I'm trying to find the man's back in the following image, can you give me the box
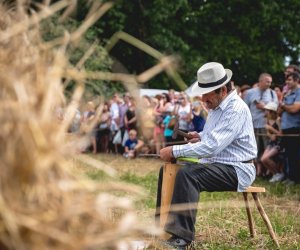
[200,91,256,164]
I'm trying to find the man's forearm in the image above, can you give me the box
[281,103,300,113]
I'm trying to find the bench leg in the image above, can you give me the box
[242,192,256,237]
[252,193,280,248]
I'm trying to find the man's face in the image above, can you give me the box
[259,76,272,90]
[180,96,187,106]
[202,89,224,110]
[285,76,298,90]
[113,94,119,103]
[124,95,130,103]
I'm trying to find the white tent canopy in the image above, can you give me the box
[184,82,201,97]
[139,88,169,97]
[139,86,201,98]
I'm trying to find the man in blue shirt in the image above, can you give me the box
[243,73,278,176]
[278,72,300,184]
[156,62,257,249]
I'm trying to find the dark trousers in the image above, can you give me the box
[155,163,238,242]
[254,128,268,159]
[281,128,300,182]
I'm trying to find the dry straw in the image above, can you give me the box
[0,1,175,249]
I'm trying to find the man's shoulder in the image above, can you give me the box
[246,87,258,95]
[287,88,300,98]
[295,88,300,95]
[243,88,257,103]
[293,88,300,102]
[223,96,250,117]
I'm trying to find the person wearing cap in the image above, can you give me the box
[260,102,284,183]
[156,62,257,249]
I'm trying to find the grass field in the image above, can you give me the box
[74,153,300,250]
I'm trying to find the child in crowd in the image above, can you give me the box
[260,102,284,182]
[123,129,144,158]
[190,98,207,132]
[162,108,174,146]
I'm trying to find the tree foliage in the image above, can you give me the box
[41,14,125,98]
[84,0,299,89]
[36,0,300,92]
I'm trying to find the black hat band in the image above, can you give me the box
[198,74,227,88]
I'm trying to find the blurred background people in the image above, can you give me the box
[124,96,137,131]
[109,93,120,153]
[278,72,300,185]
[190,96,207,133]
[282,64,300,96]
[83,101,98,154]
[244,73,278,176]
[123,129,144,158]
[260,102,284,182]
[274,84,284,103]
[173,93,191,143]
[152,95,165,154]
[240,84,251,100]
[98,102,111,153]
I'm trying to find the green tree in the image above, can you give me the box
[41,14,124,98]
[78,0,300,88]
[184,0,300,85]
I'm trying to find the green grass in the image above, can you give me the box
[120,172,158,208]
[74,155,300,250]
[254,177,300,197]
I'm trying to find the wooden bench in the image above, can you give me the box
[160,163,280,248]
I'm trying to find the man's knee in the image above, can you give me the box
[175,165,197,183]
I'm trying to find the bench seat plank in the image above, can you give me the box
[244,186,266,193]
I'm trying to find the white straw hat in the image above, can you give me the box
[264,102,278,112]
[191,62,232,95]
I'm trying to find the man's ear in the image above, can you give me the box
[221,86,227,96]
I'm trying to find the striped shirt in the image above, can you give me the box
[173,90,257,191]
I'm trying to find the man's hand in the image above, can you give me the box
[160,146,175,162]
[187,131,201,143]
[255,102,265,110]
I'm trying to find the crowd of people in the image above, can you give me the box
[242,64,300,185]
[69,90,208,157]
[68,64,300,186]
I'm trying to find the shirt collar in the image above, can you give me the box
[218,89,237,110]
[288,86,299,95]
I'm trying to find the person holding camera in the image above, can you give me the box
[244,73,278,177]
